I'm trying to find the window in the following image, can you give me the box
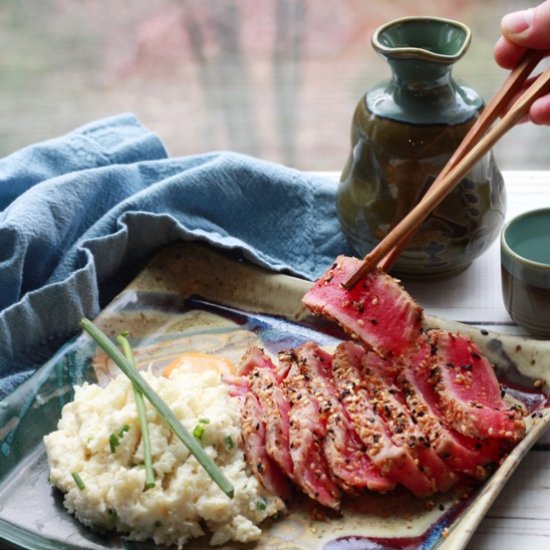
[1,0,545,169]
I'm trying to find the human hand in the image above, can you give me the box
[494,0,550,124]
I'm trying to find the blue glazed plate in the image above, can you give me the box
[1,243,549,550]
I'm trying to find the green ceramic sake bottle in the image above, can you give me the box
[337,16,505,278]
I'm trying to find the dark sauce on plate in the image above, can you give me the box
[324,535,436,550]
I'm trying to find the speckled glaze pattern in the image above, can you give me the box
[1,243,549,550]
[337,16,505,279]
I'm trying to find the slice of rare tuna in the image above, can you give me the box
[241,347,295,479]
[302,256,422,358]
[241,393,292,499]
[428,330,525,442]
[332,341,436,498]
[284,359,342,509]
[295,342,395,493]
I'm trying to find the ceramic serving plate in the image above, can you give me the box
[1,243,550,550]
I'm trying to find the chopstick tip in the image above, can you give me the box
[342,257,375,289]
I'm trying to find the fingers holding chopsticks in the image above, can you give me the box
[501,73,550,125]
[495,1,550,67]
[495,0,550,125]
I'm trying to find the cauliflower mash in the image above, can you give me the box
[44,364,285,547]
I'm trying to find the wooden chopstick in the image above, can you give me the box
[343,50,549,290]
[378,49,545,273]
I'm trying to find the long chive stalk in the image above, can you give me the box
[80,318,234,499]
[117,333,155,490]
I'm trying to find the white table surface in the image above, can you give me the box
[325,170,550,549]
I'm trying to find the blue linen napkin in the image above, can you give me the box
[0,113,352,399]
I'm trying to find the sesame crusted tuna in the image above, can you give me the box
[396,336,504,478]
[428,330,526,442]
[236,255,527,507]
[241,392,292,500]
[331,341,436,498]
[302,256,423,358]
[243,349,294,479]
[283,357,342,509]
[363,350,458,492]
[294,342,395,494]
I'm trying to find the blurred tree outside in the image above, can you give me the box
[0,0,546,170]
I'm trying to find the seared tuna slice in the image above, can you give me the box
[428,330,525,442]
[295,342,395,493]
[222,373,250,403]
[240,347,283,382]
[242,348,294,478]
[363,351,457,492]
[284,358,342,509]
[332,342,436,498]
[302,256,423,358]
[398,337,503,478]
[241,392,291,499]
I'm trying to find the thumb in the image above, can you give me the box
[501,0,550,49]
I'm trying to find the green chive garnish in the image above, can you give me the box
[193,424,205,441]
[255,497,267,510]
[109,424,129,453]
[117,333,156,491]
[71,471,86,490]
[119,424,130,437]
[81,318,234,499]
[109,432,120,453]
[224,435,234,449]
[199,418,210,424]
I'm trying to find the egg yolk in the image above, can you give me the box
[162,352,236,378]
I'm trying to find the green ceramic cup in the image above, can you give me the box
[501,208,550,336]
